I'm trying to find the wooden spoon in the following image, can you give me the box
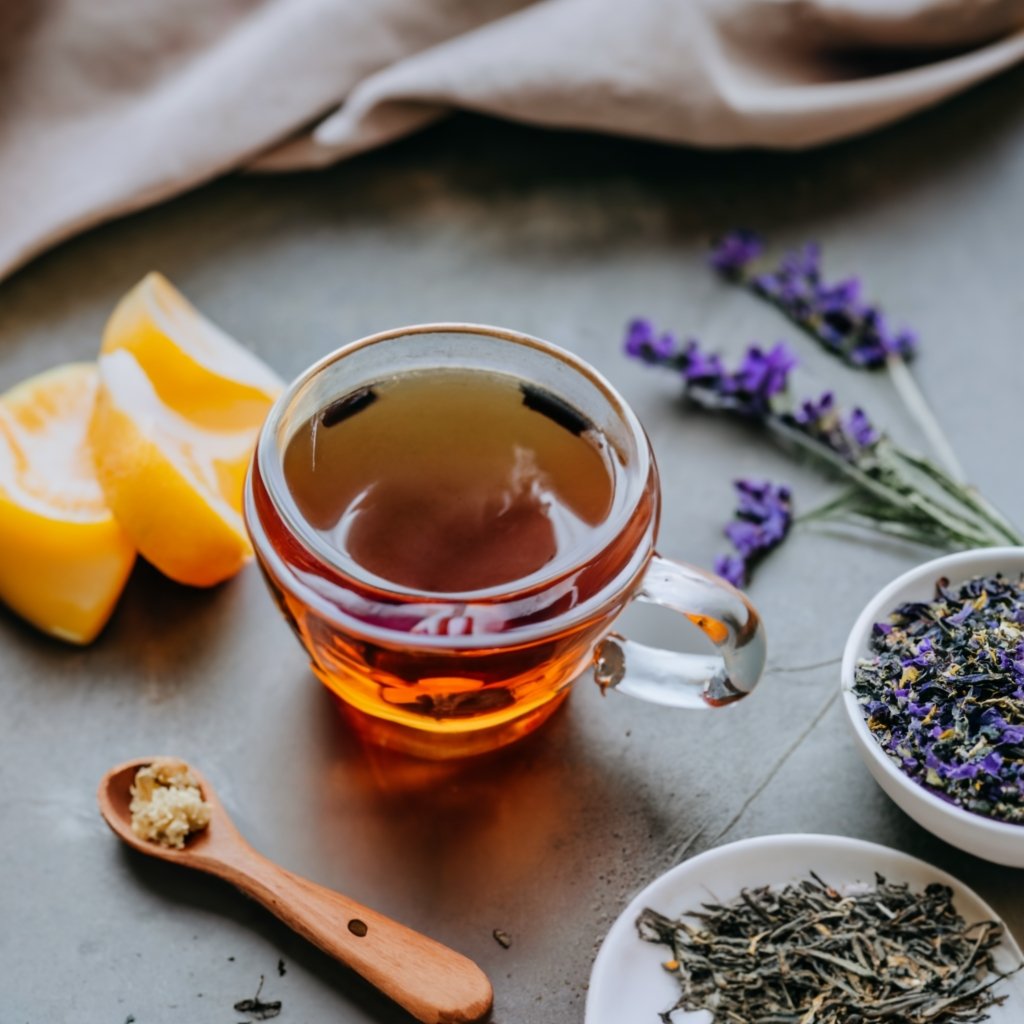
[98,757,493,1024]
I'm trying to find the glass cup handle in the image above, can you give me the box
[593,554,766,710]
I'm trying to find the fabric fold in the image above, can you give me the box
[1,0,1023,281]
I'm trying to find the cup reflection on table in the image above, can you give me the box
[244,324,766,759]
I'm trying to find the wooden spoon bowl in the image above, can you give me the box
[98,757,493,1024]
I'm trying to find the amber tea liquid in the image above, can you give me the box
[283,369,617,595]
[251,365,656,757]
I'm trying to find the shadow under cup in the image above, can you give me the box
[244,324,759,759]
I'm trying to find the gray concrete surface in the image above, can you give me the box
[2,65,1024,1023]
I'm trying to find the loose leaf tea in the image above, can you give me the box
[854,574,1024,824]
[638,872,1014,1023]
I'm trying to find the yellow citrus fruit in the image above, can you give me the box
[0,363,136,643]
[90,276,283,587]
[101,272,283,429]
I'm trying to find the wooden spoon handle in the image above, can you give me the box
[219,845,493,1024]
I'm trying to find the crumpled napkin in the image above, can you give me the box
[2,0,1022,281]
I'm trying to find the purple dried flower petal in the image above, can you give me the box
[855,572,1024,824]
[948,602,974,626]
[1001,724,1024,745]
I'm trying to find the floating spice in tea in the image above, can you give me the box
[638,871,1015,1023]
[854,573,1024,824]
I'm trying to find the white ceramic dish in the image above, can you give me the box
[586,833,1024,1024]
[841,547,1024,867]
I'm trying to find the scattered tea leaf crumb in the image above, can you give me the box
[493,929,512,949]
[234,975,282,1021]
[277,958,286,977]
[125,1016,135,1024]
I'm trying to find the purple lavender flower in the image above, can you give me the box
[714,553,746,589]
[733,478,790,524]
[679,339,725,386]
[793,391,836,431]
[714,479,792,589]
[622,316,1021,560]
[624,323,800,420]
[713,232,917,369]
[724,520,765,558]
[786,390,880,463]
[708,229,763,277]
[625,318,680,362]
[846,408,878,448]
[730,343,798,406]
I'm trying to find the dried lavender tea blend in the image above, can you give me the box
[854,573,1024,824]
[638,872,1014,1024]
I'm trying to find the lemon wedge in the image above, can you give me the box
[90,276,282,587]
[0,363,135,643]
[101,272,282,430]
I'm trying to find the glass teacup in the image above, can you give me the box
[244,324,766,758]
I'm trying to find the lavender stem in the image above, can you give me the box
[885,353,966,484]
[895,449,1023,545]
[769,419,995,546]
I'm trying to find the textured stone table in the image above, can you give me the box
[3,65,1024,1024]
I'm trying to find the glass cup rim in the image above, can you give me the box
[253,321,653,606]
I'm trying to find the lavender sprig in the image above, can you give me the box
[625,321,1022,578]
[709,230,966,483]
[709,230,915,368]
[714,480,792,588]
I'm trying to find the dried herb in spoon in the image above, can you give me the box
[638,871,1015,1023]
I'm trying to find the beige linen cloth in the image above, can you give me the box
[2,0,1024,281]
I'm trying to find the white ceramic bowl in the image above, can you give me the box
[841,547,1024,867]
[586,834,1024,1024]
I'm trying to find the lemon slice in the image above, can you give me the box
[0,363,135,643]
